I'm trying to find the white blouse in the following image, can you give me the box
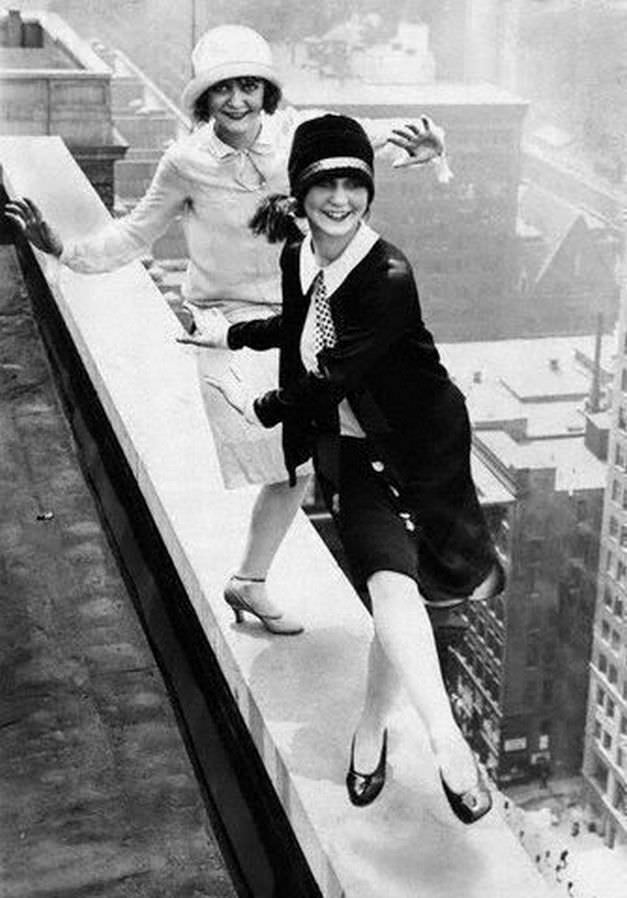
[299,223,380,438]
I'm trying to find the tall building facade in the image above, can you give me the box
[582,222,627,848]
[440,337,610,784]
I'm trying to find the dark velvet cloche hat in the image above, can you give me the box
[288,114,375,202]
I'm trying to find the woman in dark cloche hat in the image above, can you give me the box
[198,113,506,822]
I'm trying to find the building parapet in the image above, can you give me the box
[0,134,552,898]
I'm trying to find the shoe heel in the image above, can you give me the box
[233,607,244,624]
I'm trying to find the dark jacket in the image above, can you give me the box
[228,235,453,484]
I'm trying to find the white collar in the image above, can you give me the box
[202,114,275,159]
[299,222,380,298]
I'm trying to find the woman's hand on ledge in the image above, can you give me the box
[203,366,259,424]
[4,197,64,257]
[176,305,230,348]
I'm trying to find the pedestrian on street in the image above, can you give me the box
[5,25,446,637]
[196,113,506,818]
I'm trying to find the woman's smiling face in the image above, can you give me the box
[207,76,265,144]
[303,175,369,242]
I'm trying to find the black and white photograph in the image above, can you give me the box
[1,3,626,897]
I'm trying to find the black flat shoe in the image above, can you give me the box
[346,729,388,807]
[440,767,493,824]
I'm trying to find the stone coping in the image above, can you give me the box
[4,10,111,76]
[0,135,551,898]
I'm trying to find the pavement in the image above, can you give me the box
[0,242,236,897]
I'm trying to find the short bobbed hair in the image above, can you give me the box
[192,79,281,123]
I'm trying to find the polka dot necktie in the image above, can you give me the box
[313,270,337,359]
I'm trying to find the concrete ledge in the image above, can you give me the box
[1,135,552,898]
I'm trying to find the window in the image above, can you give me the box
[606,549,614,573]
[615,598,624,619]
[616,443,626,469]
[609,664,618,685]
[604,586,614,608]
[612,630,621,651]
[620,526,627,549]
[618,561,627,584]
[599,653,608,673]
[609,516,619,538]
[542,679,553,704]
[603,731,612,751]
[607,699,615,718]
[620,715,627,736]
[602,620,610,640]
[622,368,627,393]
[618,407,627,432]
[612,479,621,501]
[594,719,602,738]
[596,686,605,706]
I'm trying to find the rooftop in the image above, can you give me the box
[283,75,527,110]
[478,430,607,492]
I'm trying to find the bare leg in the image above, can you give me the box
[232,474,311,615]
[352,634,401,770]
[367,570,478,793]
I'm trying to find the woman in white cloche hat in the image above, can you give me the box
[5,25,448,636]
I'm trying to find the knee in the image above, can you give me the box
[368,570,418,603]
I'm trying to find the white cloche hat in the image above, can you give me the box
[181,25,281,113]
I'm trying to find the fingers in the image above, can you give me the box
[3,198,30,227]
[4,196,39,224]
[23,196,44,223]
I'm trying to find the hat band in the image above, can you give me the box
[296,157,373,191]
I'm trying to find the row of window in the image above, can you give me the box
[454,644,501,707]
[593,722,627,779]
[600,618,622,651]
[603,549,627,597]
[472,615,504,661]
[610,477,627,510]
[597,651,620,686]
[602,584,624,620]
[607,514,627,547]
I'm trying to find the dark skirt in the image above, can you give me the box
[314,386,504,607]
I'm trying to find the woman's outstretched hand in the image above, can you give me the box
[388,116,453,182]
[204,365,258,424]
[4,197,64,257]
[388,115,444,164]
[176,306,231,348]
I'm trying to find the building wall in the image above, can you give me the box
[452,455,603,785]
[582,327,627,847]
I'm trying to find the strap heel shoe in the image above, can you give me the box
[224,576,304,635]
[346,729,388,807]
[440,765,493,824]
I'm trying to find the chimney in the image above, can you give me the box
[6,9,23,48]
